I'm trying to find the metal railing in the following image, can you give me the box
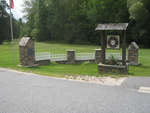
[76,53,95,60]
[35,52,50,61]
[50,54,67,61]
[35,52,122,62]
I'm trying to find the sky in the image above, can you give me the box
[6,0,24,19]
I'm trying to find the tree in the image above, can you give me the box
[22,0,129,45]
[0,0,10,44]
[0,0,21,44]
[127,0,150,47]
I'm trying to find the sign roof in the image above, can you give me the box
[19,37,31,47]
[95,23,128,31]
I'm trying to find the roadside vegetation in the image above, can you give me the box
[0,41,150,77]
[0,0,150,77]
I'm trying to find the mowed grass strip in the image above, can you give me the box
[0,41,150,77]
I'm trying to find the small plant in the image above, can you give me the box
[106,55,118,65]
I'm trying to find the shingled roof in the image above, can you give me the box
[19,37,31,47]
[95,23,128,31]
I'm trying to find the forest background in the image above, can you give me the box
[0,0,150,47]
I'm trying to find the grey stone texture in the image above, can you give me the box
[128,42,139,65]
[98,63,128,74]
[35,60,50,66]
[95,49,102,64]
[56,60,95,64]
[67,50,75,64]
[19,37,35,67]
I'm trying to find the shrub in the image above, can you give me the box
[106,55,118,65]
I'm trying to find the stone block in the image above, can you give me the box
[98,63,128,74]
[67,50,75,64]
[95,49,102,64]
[128,42,139,65]
[36,60,50,66]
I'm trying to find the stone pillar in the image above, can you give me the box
[19,37,36,67]
[128,42,139,65]
[67,50,75,64]
[95,49,102,64]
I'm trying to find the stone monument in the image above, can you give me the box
[128,42,139,65]
[19,37,36,67]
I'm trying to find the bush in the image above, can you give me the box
[31,28,39,40]
[106,55,118,65]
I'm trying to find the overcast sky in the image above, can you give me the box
[6,0,24,19]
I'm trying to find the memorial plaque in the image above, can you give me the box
[28,48,34,56]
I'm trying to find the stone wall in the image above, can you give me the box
[19,38,139,68]
[98,63,128,74]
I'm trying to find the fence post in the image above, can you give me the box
[67,50,75,64]
[95,49,102,64]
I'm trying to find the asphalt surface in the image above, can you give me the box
[0,68,150,113]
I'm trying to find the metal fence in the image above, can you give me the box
[51,54,67,61]
[76,53,95,60]
[35,52,122,62]
[35,52,51,61]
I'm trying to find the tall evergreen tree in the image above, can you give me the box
[0,0,10,44]
[127,0,150,47]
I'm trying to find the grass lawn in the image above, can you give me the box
[0,41,150,77]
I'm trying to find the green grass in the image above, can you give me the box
[0,41,150,77]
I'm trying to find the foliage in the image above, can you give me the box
[106,55,119,65]
[0,0,150,47]
[0,0,21,44]
[0,0,10,44]
[20,0,150,47]
[127,0,150,47]
[0,41,150,77]
[22,0,129,44]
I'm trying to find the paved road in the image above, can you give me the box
[0,68,150,113]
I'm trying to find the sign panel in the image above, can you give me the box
[28,48,34,56]
[107,35,120,49]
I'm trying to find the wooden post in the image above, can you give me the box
[122,30,126,65]
[100,31,105,64]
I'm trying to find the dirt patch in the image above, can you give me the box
[65,75,127,86]
[0,68,127,86]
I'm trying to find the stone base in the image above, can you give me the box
[66,61,76,64]
[18,63,39,67]
[55,60,95,64]
[56,61,68,64]
[98,63,128,74]
[128,62,139,66]
[35,60,51,66]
